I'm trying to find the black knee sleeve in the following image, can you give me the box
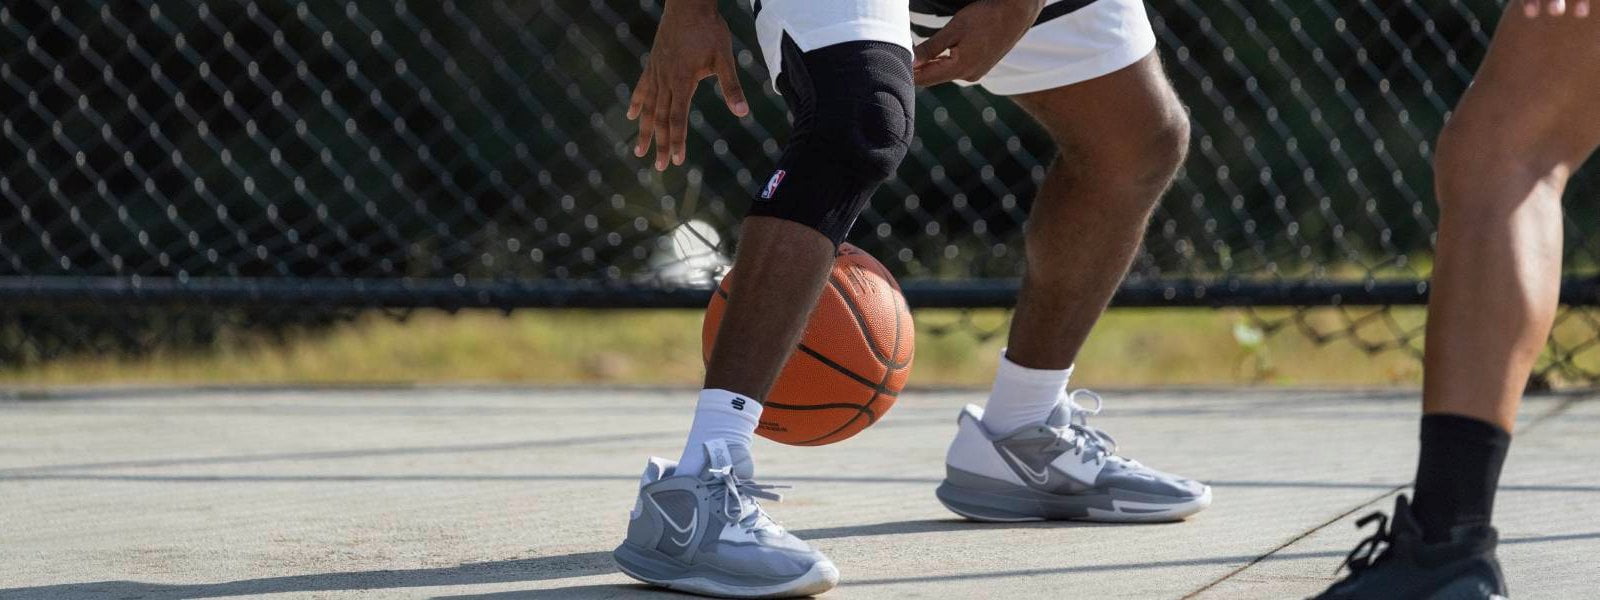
[747,37,915,246]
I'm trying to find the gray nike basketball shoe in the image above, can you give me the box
[937,390,1212,522]
[613,439,838,598]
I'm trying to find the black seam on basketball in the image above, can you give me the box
[722,276,908,374]
[761,401,880,418]
[828,276,911,369]
[796,344,898,398]
[715,268,905,445]
[860,287,908,436]
[823,388,881,443]
[764,346,889,445]
[887,272,906,377]
[791,342,891,445]
[795,322,900,445]
[791,388,880,446]
[808,267,911,445]
[817,308,902,445]
[771,395,879,446]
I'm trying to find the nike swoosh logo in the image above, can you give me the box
[1000,446,1051,485]
[647,496,698,548]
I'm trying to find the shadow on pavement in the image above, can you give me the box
[432,584,699,599]
[5,526,1595,599]
[0,519,1065,599]
[0,552,617,599]
[846,529,1600,587]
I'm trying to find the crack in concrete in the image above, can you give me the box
[1180,393,1589,599]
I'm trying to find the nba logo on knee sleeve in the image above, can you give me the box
[760,170,786,199]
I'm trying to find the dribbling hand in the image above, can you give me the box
[912,0,1044,87]
[628,0,749,171]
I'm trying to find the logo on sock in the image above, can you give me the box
[731,397,746,411]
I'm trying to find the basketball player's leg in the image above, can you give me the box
[1316,7,1600,599]
[1000,52,1186,406]
[686,217,833,471]
[613,1,912,597]
[1422,9,1600,434]
[688,33,916,473]
[924,0,1208,523]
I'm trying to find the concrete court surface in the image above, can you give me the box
[1,386,1597,599]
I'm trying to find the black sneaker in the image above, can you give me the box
[1313,495,1508,600]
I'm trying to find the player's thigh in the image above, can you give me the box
[912,0,1155,96]
[951,0,1185,172]
[1008,53,1184,148]
[1446,6,1600,168]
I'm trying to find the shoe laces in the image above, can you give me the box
[1335,510,1393,577]
[705,465,789,534]
[1050,389,1136,468]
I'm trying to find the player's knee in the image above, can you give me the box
[1434,112,1569,215]
[1159,109,1192,167]
[1436,113,1514,185]
[1056,106,1188,210]
[1103,101,1191,189]
[747,39,915,246]
[818,93,914,183]
[801,40,915,180]
[1127,108,1190,194]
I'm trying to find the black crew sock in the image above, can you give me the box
[1410,413,1511,543]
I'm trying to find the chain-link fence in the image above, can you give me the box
[2,1,1598,379]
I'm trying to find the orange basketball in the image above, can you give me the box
[703,243,914,446]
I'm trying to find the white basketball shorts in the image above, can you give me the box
[745,0,1155,96]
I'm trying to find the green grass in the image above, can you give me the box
[0,307,1448,387]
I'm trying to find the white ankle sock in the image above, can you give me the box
[981,350,1073,434]
[675,389,762,475]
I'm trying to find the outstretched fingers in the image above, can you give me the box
[633,38,749,169]
[630,70,656,158]
[714,53,749,117]
[668,84,692,166]
[653,83,674,170]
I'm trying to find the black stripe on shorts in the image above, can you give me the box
[910,0,1098,37]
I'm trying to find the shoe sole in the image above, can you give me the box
[936,480,1213,523]
[612,543,839,598]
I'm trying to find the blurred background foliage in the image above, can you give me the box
[1,0,1597,380]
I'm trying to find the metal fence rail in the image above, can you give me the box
[2,0,1598,378]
